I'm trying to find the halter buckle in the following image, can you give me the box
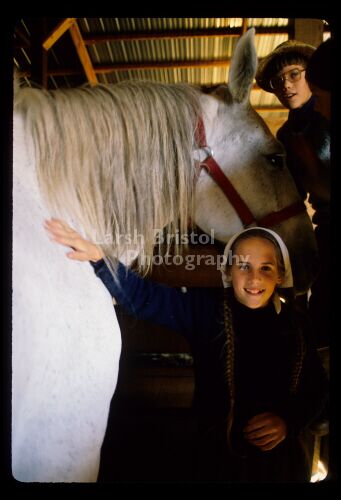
[193,146,214,164]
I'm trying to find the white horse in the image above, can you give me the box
[12,28,317,482]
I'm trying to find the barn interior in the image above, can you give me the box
[12,17,331,482]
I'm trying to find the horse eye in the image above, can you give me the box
[266,154,285,169]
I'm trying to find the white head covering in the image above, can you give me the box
[219,227,294,313]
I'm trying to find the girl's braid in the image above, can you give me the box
[223,288,235,450]
[290,324,306,394]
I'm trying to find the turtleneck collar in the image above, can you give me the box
[227,290,281,342]
[228,288,276,317]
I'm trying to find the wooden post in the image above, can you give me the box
[293,18,324,47]
[29,18,48,88]
[69,21,98,85]
[42,18,76,51]
[241,18,248,35]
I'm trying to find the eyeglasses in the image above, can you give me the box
[269,68,306,91]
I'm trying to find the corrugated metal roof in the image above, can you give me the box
[74,17,291,118]
[79,17,238,86]
[14,17,330,133]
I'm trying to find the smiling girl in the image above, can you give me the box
[45,219,328,482]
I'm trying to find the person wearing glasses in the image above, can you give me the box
[256,40,330,356]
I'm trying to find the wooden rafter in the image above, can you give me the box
[47,59,231,75]
[31,55,283,77]
[95,59,231,73]
[82,26,289,44]
[42,18,77,50]
[69,21,98,85]
[241,18,248,35]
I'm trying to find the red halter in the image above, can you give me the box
[195,117,306,228]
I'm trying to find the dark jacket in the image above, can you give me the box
[277,96,330,226]
[278,97,331,350]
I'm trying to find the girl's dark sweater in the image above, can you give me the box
[91,259,327,447]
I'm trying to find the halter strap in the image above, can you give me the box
[196,117,256,227]
[257,200,306,228]
[195,117,306,228]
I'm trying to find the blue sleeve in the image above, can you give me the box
[91,259,195,337]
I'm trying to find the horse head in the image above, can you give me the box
[194,28,317,294]
[15,28,317,295]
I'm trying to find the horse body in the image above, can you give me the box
[12,28,317,482]
[13,113,121,481]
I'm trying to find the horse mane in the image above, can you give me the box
[16,80,203,273]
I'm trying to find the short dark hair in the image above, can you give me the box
[265,52,310,81]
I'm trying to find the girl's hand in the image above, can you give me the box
[243,412,287,451]
[44,218,104,263]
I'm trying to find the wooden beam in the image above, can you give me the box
[46,68,87,76]
[42,18,77,51]
[69,21,98,85]
[29,18,48,89]
[96,59,231,72]
[241,18,248,35]
[47,59,231,75]
[17,67,284,94]
[82,26,289,44]
[293,18,324,47]
[24,64,271,94]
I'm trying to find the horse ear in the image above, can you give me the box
[228,27,257,104]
